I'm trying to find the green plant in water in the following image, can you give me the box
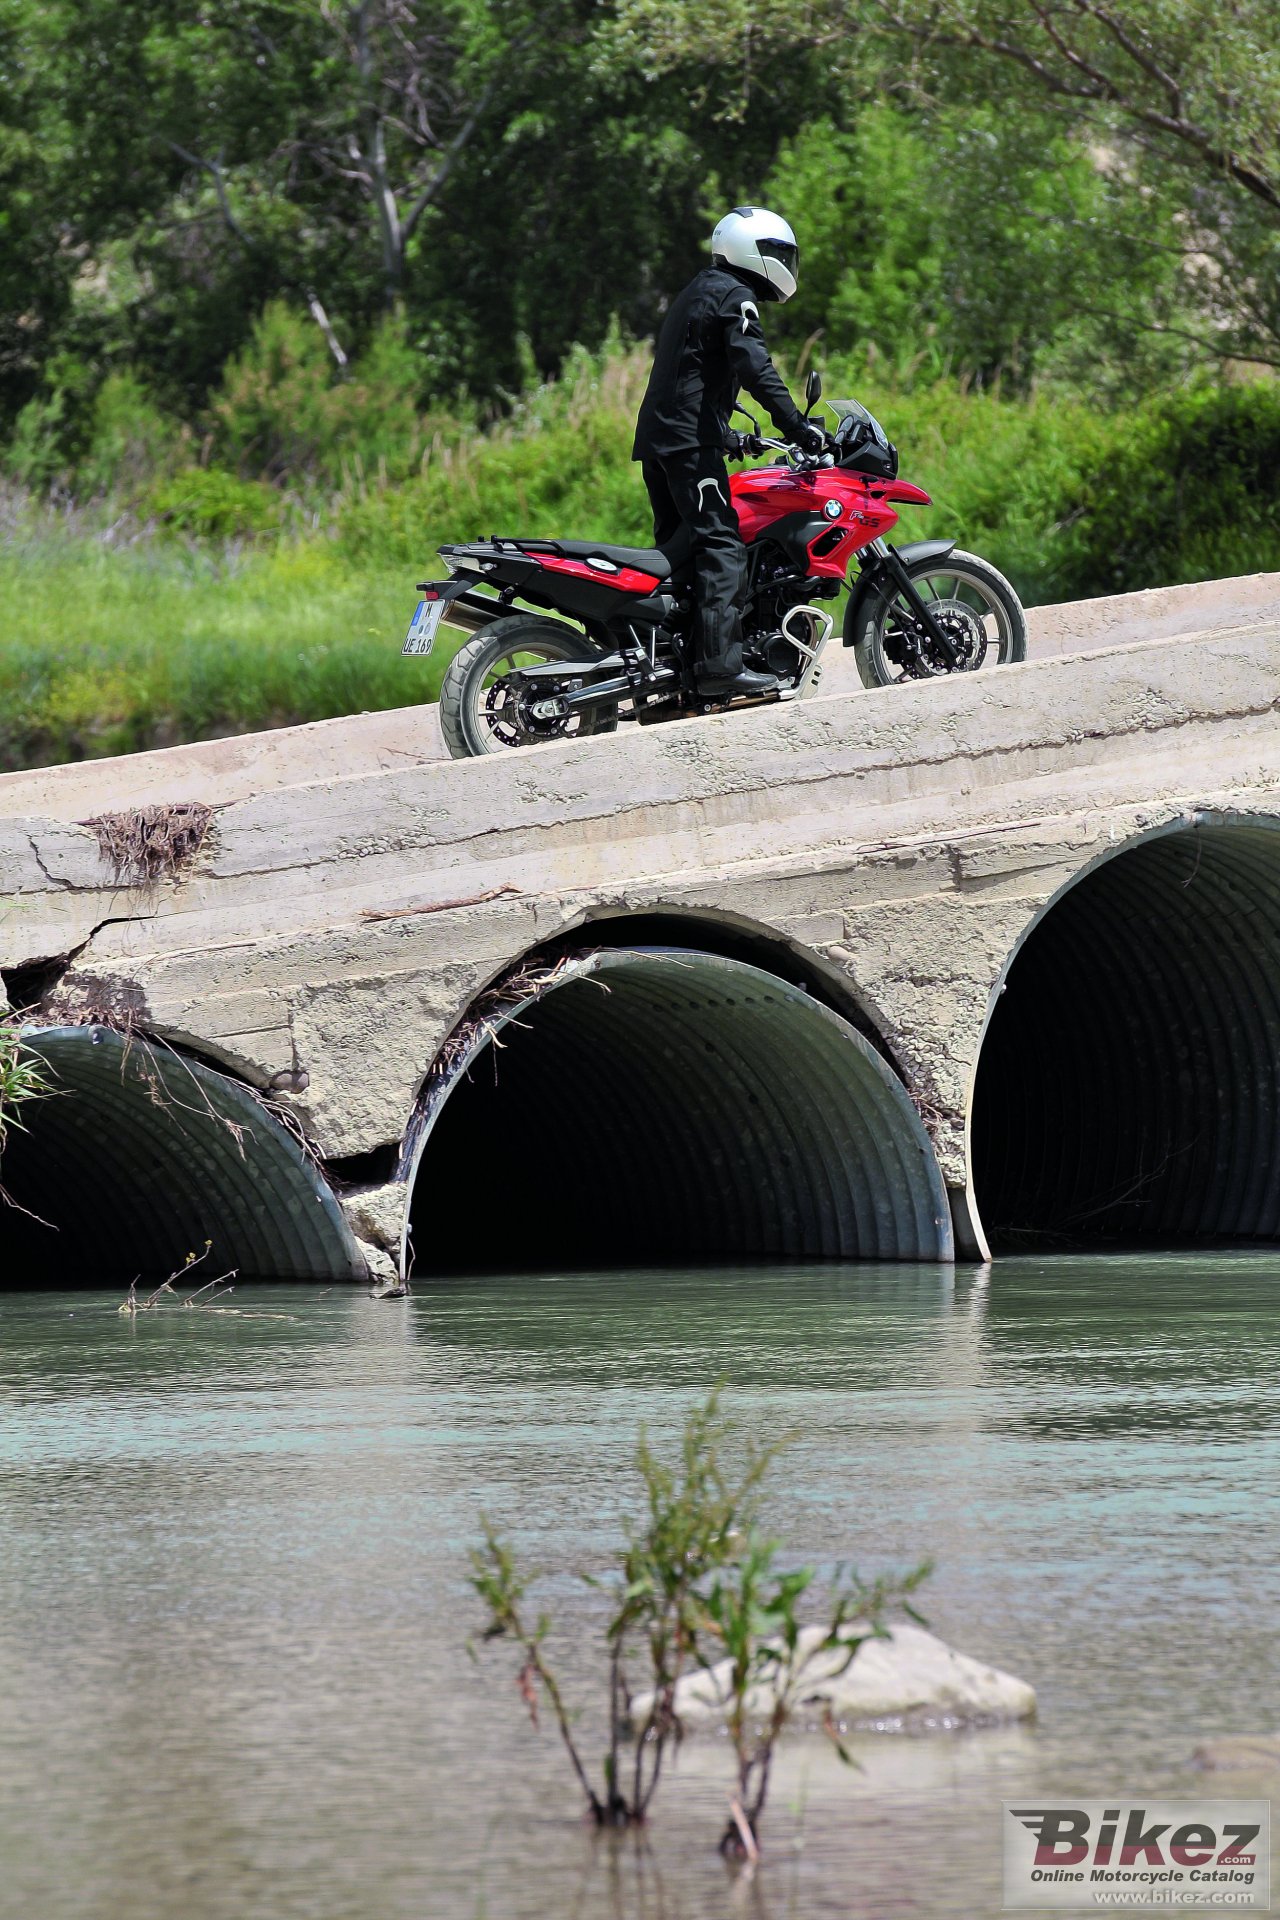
[702,1536,932,1858]
[470,1389,930,1857]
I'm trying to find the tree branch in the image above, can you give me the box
[1026,0,1114,96]
[167,141,350,372]
[399,64,504,246]
[1069,300,1280,366]
[1071,0,1182,116]
[870,2,1280,212]
[167,141,256,251]
[872,6,1101,101]
[305,290,349,371]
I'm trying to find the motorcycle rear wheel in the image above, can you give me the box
[852,549,1027,689]
[439,616,618,759]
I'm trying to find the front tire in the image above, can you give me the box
[851,548,1027,689]
[438,616,617,759]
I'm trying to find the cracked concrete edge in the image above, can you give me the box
[339,1181,410,1284]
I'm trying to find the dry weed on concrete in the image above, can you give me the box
[85,801,213,881]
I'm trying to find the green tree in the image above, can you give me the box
[2,0,813,422]
[0,0,77,422]
[606,0,1280,368]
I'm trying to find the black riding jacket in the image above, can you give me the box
[632,266,805,461]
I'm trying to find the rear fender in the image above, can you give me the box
[842,538,957,646]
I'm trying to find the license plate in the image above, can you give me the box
[402,593,448,656]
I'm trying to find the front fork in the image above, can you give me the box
[861,538,962,669]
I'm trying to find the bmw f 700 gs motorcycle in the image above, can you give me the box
[402,374,1026,758]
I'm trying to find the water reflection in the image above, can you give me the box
[0,1253,1276,1920]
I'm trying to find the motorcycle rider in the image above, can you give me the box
[633,207,827,699]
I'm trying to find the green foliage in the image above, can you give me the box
[471,1388,779,1829]
[1051,383,1280,598]
[6,362,186,495]
[144,469,285,544]
[607,0,1280,371]
[6,389,75,492]
[703,1541,931,1853]
[334,341,654,565]
[210,305,429,485]
[764,113,942,377]
[5,0,1272,446]
[0,1020,51,1162]
[10,0,1227,428]
[761,104,1191,392]
[78,372,187,499]
[470,1389,928,1852]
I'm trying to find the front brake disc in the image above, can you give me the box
[925,598,987,672]
[889,599,987,676]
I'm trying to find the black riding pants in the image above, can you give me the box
[641,449,746,677]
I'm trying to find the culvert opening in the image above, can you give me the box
[527,911,894,1059]
[972,822,1280,1248]
[406,949,953,1273]
[0,1027,364,1286]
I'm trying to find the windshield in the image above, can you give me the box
[831,399,890,450]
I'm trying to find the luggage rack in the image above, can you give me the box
[486,536,565,554]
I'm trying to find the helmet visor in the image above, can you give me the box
[757,238,799,278]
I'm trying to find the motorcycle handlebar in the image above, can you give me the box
[757,435,837,468]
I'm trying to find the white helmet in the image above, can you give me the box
[710,206,799,302]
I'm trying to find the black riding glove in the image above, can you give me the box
[790,417,828,456]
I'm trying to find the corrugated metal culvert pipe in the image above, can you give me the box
[972,820,1280,1246]
[0,1027,364,1284]
[405,949,953,1272]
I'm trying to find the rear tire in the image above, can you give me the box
[852,548,1027,690]
[438,616,617,759]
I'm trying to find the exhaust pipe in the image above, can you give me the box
[441,592,504,636]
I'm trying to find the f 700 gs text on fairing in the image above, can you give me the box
[401,375,1026,758]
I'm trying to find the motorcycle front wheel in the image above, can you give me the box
[851,549,1027,689]
[438,616,619,758]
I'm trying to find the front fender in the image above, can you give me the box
[842,538,957,645]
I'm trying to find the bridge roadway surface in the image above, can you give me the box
[1,571,1278,1284]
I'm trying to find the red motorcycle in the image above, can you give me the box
[404,374,1026,757]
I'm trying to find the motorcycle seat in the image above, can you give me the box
[551,532,691,581]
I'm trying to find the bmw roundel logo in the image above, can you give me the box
[823,498,842,520]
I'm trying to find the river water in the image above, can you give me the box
[1,1254,1276,1920]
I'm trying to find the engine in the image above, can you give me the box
[745,550,834,677]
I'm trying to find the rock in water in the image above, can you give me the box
[628,1623,1035,1733]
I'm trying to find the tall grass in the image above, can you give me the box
[0,507,454,769]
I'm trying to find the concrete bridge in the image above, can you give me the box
[2,574,1278,1286]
